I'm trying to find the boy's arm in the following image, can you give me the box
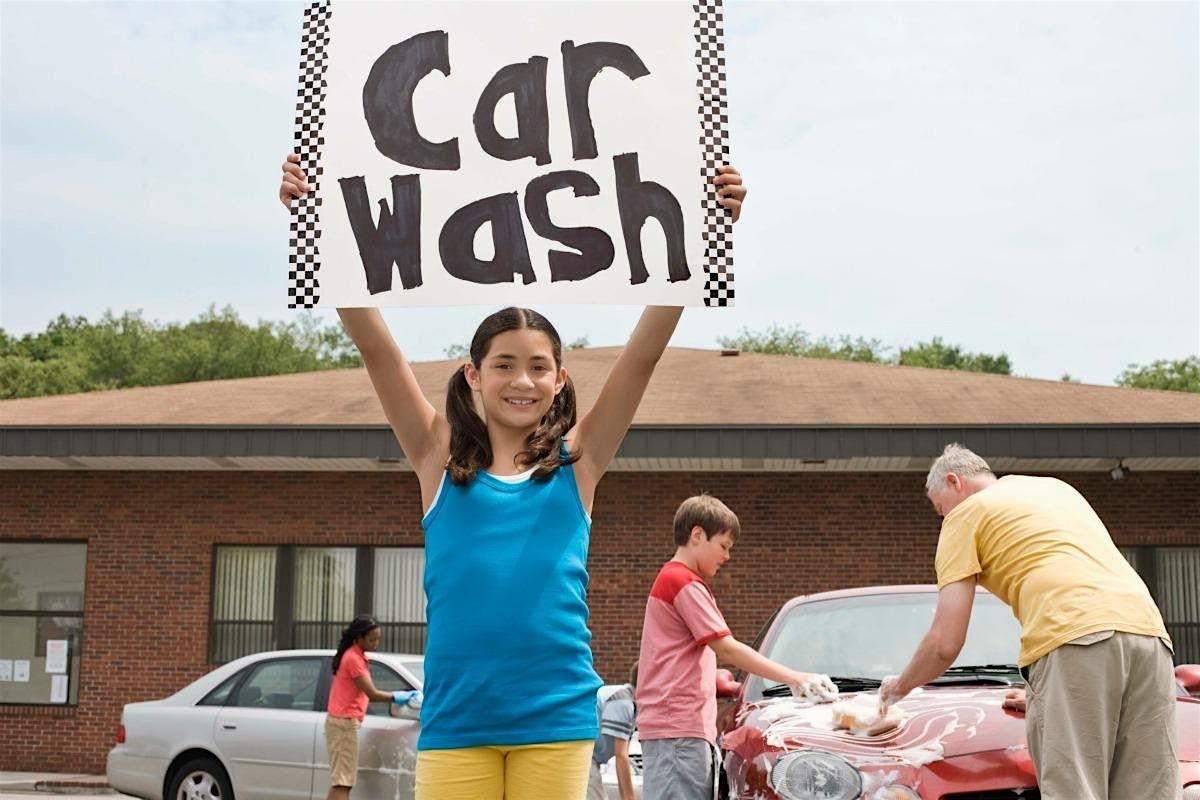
[708,634,813,688]
[613,738,636,800]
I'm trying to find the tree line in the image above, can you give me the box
[1,307,362,400]
[1,311,1195,399]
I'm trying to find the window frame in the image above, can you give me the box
[1121,545,1200,665]
[0,539,88,708]
[208,545,428,665]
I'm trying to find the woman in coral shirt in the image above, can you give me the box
[326,615,420,800]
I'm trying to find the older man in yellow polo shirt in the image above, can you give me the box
[880,443,1180,800]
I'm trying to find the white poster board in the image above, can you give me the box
[14,660,30,682]
[287,0,733,308]
[0,660,12,682]
[50,674,69,704]
[45,639,68,674]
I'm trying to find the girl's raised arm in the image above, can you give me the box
[571,306,683,501]
[336,307,448,475]
[570,165,746,503]
[280,154,449,479]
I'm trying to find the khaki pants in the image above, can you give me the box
[1024,630,1181,800]
[325,715,361,788]
[586,760,606,800]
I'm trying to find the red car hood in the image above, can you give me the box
[727,686,1029,767]
[727,685,1200,767]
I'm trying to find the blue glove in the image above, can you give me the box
[392,690,422,709]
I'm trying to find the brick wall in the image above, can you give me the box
[2,469,1197,772]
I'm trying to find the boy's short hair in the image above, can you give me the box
[672,494,740,546]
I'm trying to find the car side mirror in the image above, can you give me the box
[390,701,421,720]
[716,668,742,698]
[1175,665,1200,698]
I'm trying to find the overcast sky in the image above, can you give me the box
[2,0,1197,385]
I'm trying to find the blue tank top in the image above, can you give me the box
[418,458,601,750]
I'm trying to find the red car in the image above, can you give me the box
[716,585,1200,800]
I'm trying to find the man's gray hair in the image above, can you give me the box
[925,443,994,493]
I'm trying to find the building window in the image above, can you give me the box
[0,542,86,705]
[374,548,427,655]
[211,546,277,664]
[1121,546,1200,664]
[292,548,357,649]
[210,545,426,663]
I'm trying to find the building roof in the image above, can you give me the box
[3,348,1198,471]
[3,346,1199,426]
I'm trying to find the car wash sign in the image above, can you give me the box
[287,0,733,308]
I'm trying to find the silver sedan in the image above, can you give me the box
[107,649,423,800]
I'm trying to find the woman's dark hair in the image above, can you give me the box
[445,307,580,485]
[332,614,379,675]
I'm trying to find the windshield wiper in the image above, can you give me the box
[928,665,1018,686]
[761,676,882,698]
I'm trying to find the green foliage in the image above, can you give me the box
[444,335,590,359]
[1115,357,1200,393]
[718,324,886,362]
[897,337,1012,375]
[0,306,363,399]
[719,326,1011,374]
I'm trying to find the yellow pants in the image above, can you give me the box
[415,740,593,800]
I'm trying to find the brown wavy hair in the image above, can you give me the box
[446,307,580,485]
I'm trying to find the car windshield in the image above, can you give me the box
[755,591,1021,695]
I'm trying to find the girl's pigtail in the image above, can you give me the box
[446,365,492,484]
[521,374,580,479]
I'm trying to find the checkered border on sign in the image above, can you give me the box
[694,0,733,307]
[288,1,331,309]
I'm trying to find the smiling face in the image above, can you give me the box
[465,328,566,433]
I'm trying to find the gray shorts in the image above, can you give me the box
[641,737,718,800]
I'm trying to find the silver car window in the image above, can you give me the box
[233,658,324,711]
[365,662,414,717]
[198,668,247,706]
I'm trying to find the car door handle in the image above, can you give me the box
[222,724,237,730]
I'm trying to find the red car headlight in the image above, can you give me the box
[769,750,862,800]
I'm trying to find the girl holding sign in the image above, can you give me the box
[279,154,745,800]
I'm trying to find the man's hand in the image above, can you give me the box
[879,675,907,711]
[791,673,839,703]
[1002,688,1026,712]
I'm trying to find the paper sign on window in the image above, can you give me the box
[45,640,68,674]
[286,0,733,309]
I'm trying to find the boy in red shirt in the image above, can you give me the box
[635,495,836,800]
